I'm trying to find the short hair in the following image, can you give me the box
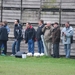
[15,19,19,23]
[3,21,7,25]
[66,21,69,24]
[27,22,31,25]
[39,20,44,24]
[54,22,58,25]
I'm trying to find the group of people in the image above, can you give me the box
[0,19,74,58]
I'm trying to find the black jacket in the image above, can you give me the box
[0,26,8,41]
[14,24,23,40]
[36,24,44,41]
[24,27,36,43]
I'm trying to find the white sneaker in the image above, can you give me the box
[10,54,15,56]
[40,53,44,56]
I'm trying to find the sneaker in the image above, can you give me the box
[1,53,6,56]
[10,54,15,56]
[40,53,44,56]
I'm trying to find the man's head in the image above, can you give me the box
[46,22,51,27]
[38,20,44,26]
[65,21,70,28]
[26,22,31,28]
[14,19,19,24]
[3,21,7,26]
[53,22,58,28]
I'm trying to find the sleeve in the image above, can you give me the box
[31,28,36,40]
[54,29,61,42]
[42,26,46,33]
[65,27,73,37]
[6,26,10,34]
[24,30,28,43]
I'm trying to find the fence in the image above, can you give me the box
[0,0,75,26]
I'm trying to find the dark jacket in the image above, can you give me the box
[4,24,10,34]
[24,26,36,43]
[36,24,44,41]
[14,24,23,40]
[0,26,8,41]
[52,26,61,43]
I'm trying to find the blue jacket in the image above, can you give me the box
[4,25,10,34]
[61,26,73,44]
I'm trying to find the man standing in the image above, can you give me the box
[61,22,73,58]
[0,22,8,55]
[2,21,10,55]
[36,20,44,55]
[11,19,23,56]
[42,22,54,56]
[24,22,35,55]
[52,22,61,58]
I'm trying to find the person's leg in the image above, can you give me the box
[12,40,16,55]
[37,41,41,54]
[45,41,48,56]
[40,40,44,53]
[56,43,59,58]
[3,41,7,55]
[30,39,34,54]
[28,40,31,53]
[66,44,71,58]
[53,43,56,58]
[16,39,21,52]
[64,44,67,58]
[47,42,52,57]
[0,41,2,54]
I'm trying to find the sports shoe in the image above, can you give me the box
[1,53,6,56]
[10,54,15,56]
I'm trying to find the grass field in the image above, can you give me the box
[0,56,75,75]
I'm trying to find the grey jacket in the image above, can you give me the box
[61,26,73,44]
[42,25,54,42]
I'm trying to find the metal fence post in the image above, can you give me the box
[1,0,3,22]
[59,0,62,26]
[20,0,22,22]
[38,0,42,20]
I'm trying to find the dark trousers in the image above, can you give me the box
[53,43,59,58]
[0,40,7,55]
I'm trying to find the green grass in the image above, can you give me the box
[0,56,75,75]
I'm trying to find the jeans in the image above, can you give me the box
[12,39,21,54]
[28,39,34,54]
[64,44,71,58]
[37,40,44,54]
[53,43,59,58]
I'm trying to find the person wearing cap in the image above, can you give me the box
[52,22,61,58]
